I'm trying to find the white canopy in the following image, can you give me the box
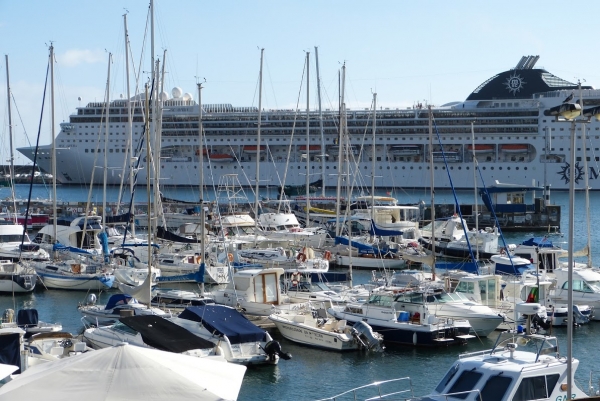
[0,343,246,400]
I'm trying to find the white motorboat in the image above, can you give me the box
[328,292,475,347]
[285,276,346,304]
[33,215,103,254]
[26,332,91,368]
[212,267,309,316]
[550,266,600,321]
[318,329,589,401]
[0,260,37,293]
[451,272,590,329]
[151,289,215,311]
[78,293,172,326]
[0,222,49,261]
[82,314,222,361]
[1,308,62,337]
[269,308,384,352]
[170,305,292,365]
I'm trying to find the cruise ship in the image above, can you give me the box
[18,55,600,191]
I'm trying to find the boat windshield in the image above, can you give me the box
[426,292,470,303]
[311,282,331,291]
[586,280,600,293]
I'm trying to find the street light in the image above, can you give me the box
[548,81,585,399]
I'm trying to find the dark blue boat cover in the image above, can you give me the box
[369,220,403,237]
[178,305,267,344]
[105,294,134,310]
[521,237,553,248]
[0,332,22,373]
[16,309,38,327]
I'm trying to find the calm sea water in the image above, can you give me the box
[1,184,598,400]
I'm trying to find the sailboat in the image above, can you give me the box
[0,55,39,293]
[32,46,115,291]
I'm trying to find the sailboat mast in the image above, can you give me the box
[254,48,264,223]
[102,53,112,229]
[334,64,346,237]
[371,93,377,208]
[144,83,152,308]
[4,55,15,203]
[470,122,479,261]
[314,47,326,197]
[582,123,592,267]
[50,45,57,244]
[304,52,311,228]
[197,83,204,202]
[428,106,436,279]
[123,12,135,236]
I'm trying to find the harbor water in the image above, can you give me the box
[1,184,599,400]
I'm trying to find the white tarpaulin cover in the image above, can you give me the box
[0,343,246,400]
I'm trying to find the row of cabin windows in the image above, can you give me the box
[436,365,559,401]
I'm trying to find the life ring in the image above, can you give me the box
[227,253,234,263]
[323,250,331,261]
[297,252,307,262]
[195,256,202,264]
[291,272,300,286]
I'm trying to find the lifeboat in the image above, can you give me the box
[195,148,209,156]
[298,145,321,153]
[432,151,461,162]
[328,145,360,156]
[467,144,494,153]
[500,144,529,153]
[242,145,267,154]
[208,154,235,162]
[389,145,421,155]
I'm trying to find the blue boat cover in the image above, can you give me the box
[494,262,534,276]
[0,332,22,373]
[16,309,38,327]
[369,220,403,237]
[105,294,134,310]
[178,305,267,344]
[434,261,479,274]
[53,243,93,255]
[521,237,553,248]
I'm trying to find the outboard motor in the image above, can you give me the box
[531,313,551,331]
[264,340,292,361]
[351,321,385,352]
[573,304,591,326]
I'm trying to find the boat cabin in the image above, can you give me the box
[427,333,586,401]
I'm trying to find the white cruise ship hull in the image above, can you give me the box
[19,56,599,191]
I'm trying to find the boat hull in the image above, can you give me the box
[36,271,114,291]
[269,316,358,351]
[0,274,36,293]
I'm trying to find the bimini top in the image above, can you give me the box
[466,55,592,101]
[179,305,267,344]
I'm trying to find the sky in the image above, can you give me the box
[2,0,600,166]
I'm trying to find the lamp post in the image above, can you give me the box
[547,80,600,397]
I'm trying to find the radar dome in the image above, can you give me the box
[160,91,169,101]
[182,93,193,101]
[171,87,183,98]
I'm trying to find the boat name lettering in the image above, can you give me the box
[282,324,304,334]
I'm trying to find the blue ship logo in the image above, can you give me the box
[558,162,585,184]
